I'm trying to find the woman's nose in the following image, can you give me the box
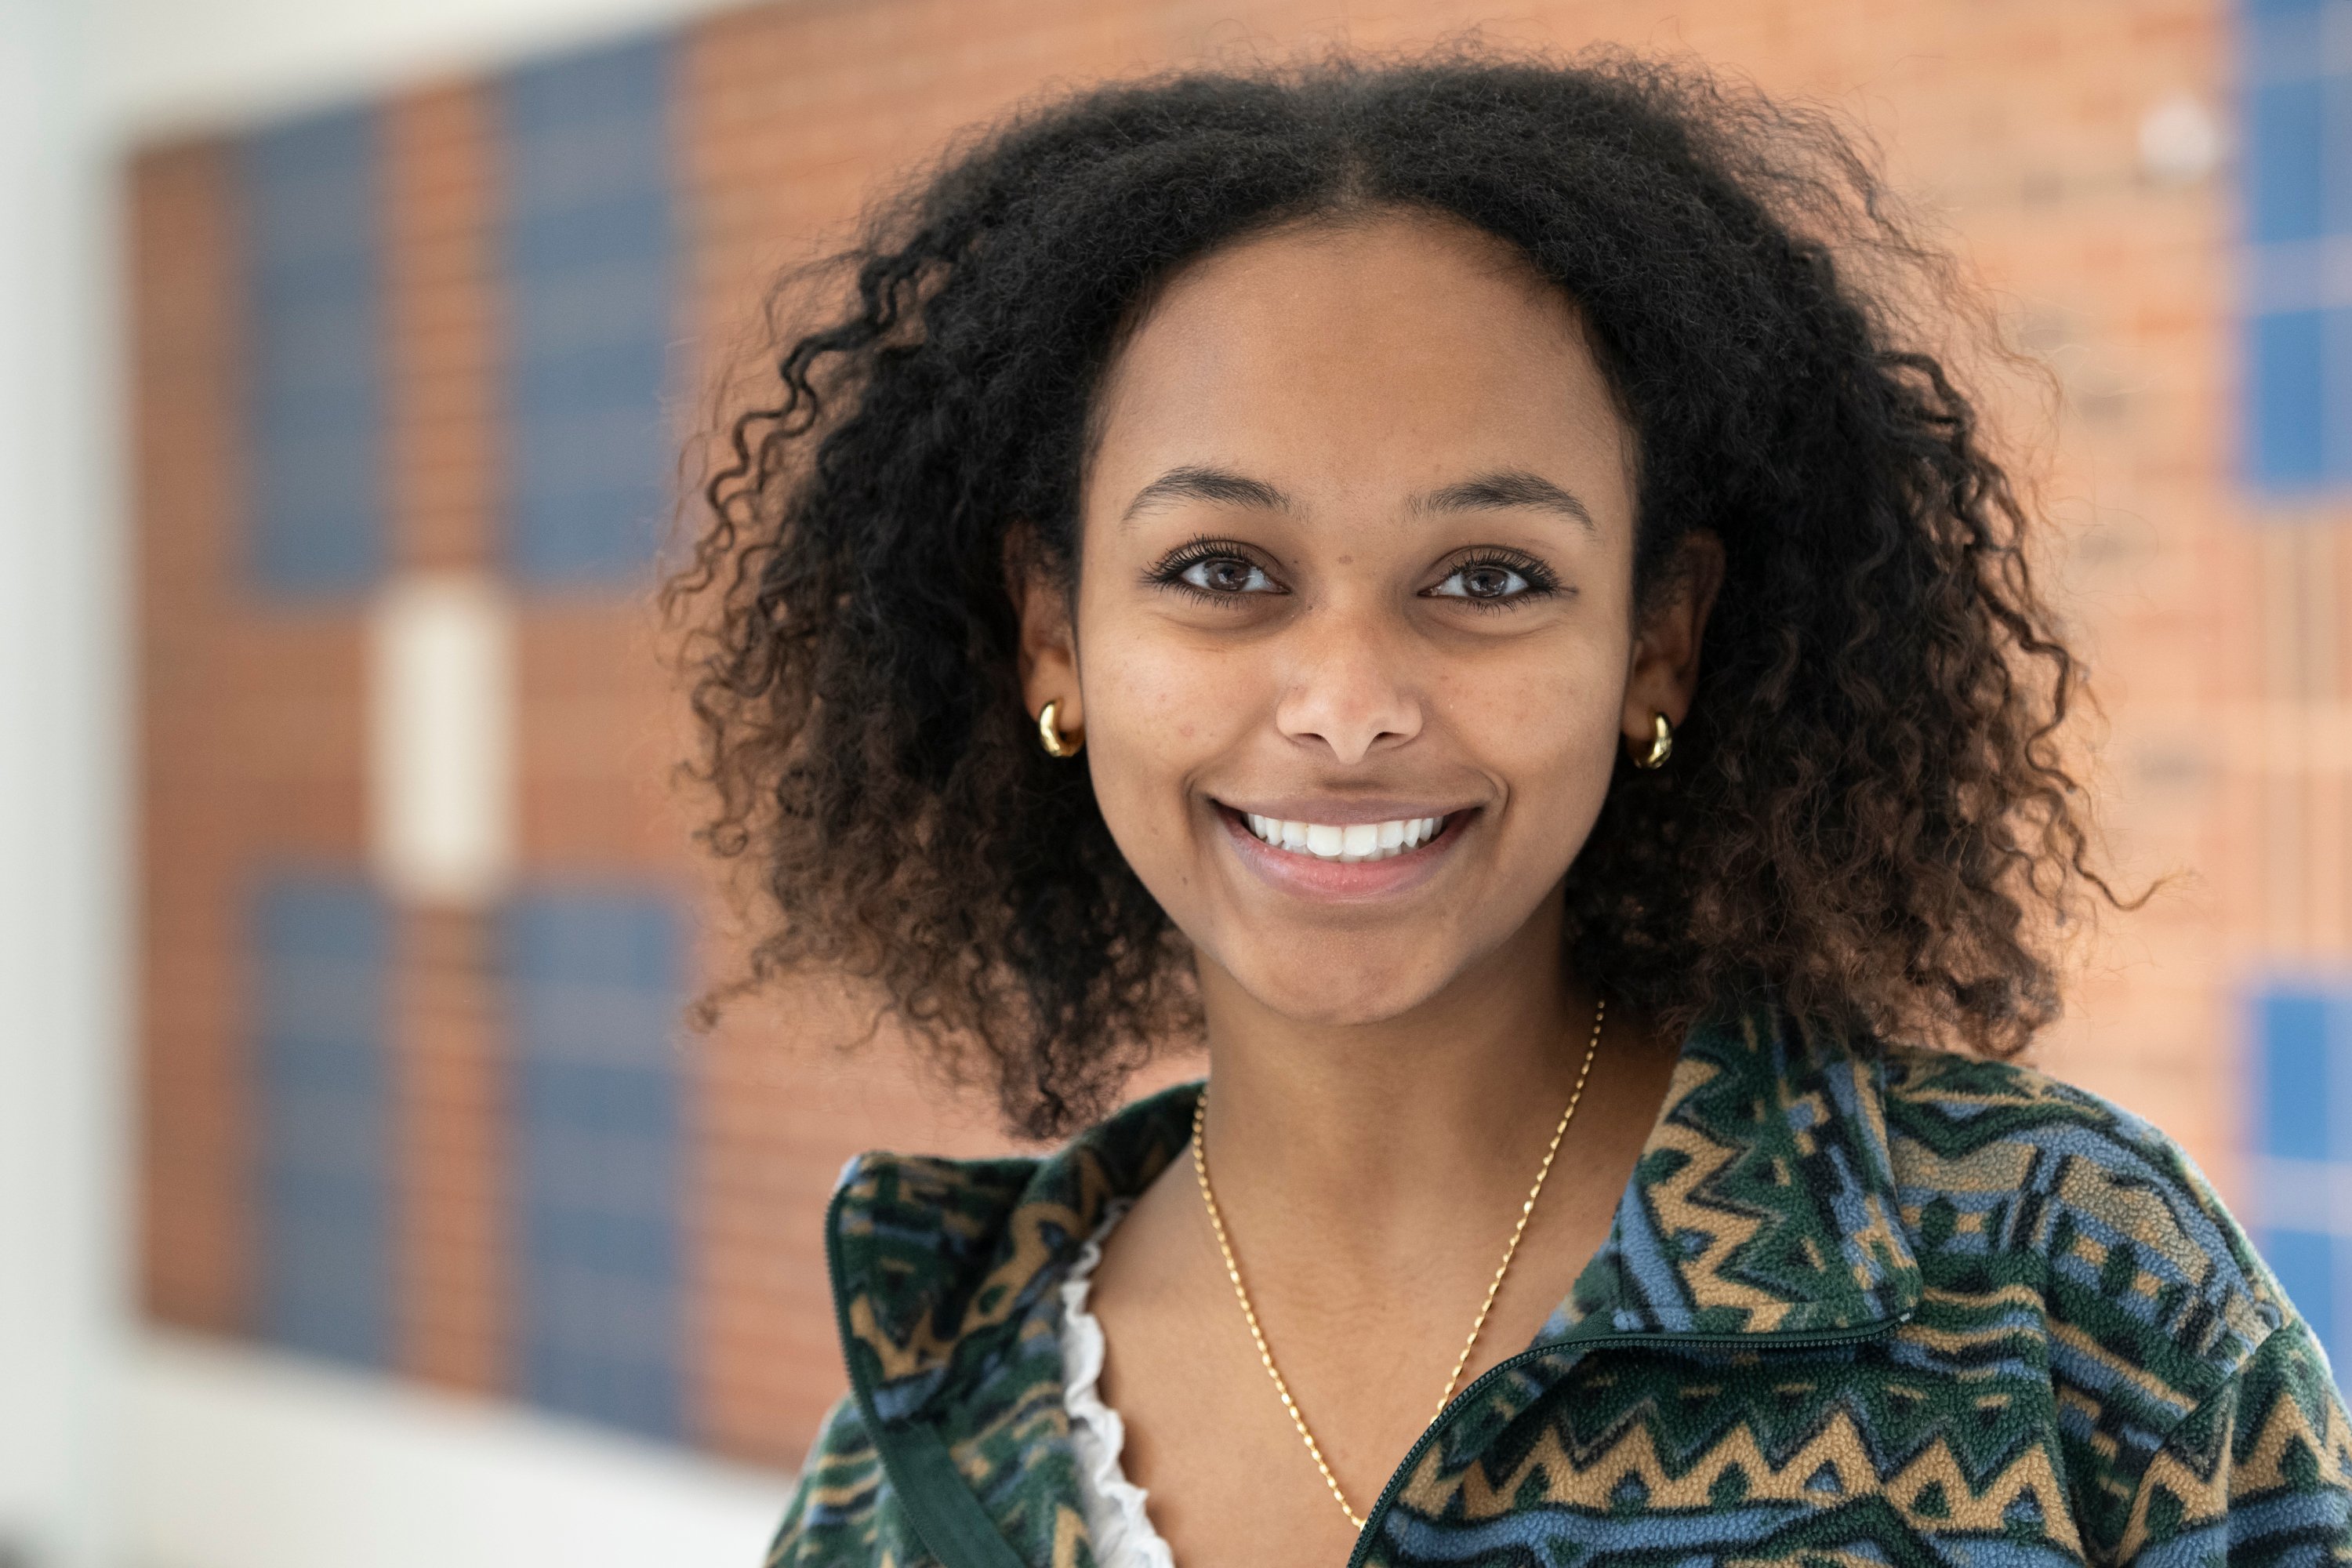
[1269,607,1424,766]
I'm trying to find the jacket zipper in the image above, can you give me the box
[1341,1311,1913,1568]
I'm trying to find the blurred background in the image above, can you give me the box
[2,0,2344,1563]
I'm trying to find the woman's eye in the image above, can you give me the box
[1429,563,1532,601]
[1179,556,1276,594]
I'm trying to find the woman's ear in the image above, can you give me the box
[1621,531,1725,749]
[1006,523,1082,736]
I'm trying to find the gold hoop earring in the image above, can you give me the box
[1633,712,1674,770]
[1038,699,1083,759]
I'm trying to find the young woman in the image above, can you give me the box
[677,52,2352,1568]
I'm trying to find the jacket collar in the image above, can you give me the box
[826,1000,1922,1430]
[1550,1000,1921,1338]
[827,1080,1197,1425]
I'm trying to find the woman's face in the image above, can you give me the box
[1023,209,1708,1028]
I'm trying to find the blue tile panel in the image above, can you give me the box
[506,887,687,1439]
[2252,981,2352,1385]
[242,107,385,592]
[500,34,679,587]
[254,873,393,1367]
[2242,0,2352,490]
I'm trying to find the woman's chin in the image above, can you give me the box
[1216,959,1455,1032]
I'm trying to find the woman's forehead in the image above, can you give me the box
[1085,212,1632,527]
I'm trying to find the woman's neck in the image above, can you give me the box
[1090,903,1682,1527]
[1189,902,1610,1287]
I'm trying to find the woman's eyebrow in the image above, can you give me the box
[1413,470,1598,534]
[1116,464,1595,533]
[1120,465,1292,524]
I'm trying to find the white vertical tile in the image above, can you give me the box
[368,572,516,906]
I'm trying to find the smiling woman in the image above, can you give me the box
[672,49,2352,1568]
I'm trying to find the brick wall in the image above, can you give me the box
[132,0,2309,1470]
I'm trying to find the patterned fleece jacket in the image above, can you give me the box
[767,1004,2352,1568]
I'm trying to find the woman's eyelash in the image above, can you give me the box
[1430,550,1562,609]
[1446,550,1558,588]
[1143,536,1279,597]
[1142,541,1562,606]
[1146,535,1243,577]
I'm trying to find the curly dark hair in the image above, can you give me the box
[671,47,2122,1139]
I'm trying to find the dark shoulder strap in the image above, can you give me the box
[867,1417,1032,1568]
[824,1171,1035,1568]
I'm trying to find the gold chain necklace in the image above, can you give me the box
[1188,996,1606,1530]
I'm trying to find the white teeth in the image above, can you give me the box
[1238,811,1450,862]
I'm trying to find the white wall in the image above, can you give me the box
[0,2,772,1565]
[0,2,122,1564]
[129,1335,790,1568]
[93,0,742,140]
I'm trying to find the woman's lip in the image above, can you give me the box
[1215,803,1470,900]
[1213,797,1474,825]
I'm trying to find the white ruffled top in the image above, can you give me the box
[1058,1201,1180,1568]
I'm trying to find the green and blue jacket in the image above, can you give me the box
[768,1006,2352,1566]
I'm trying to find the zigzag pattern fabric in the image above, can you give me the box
[769,1006,2352,1567]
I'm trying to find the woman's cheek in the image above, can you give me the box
[1095,628,1248,758]
[1082,642,1219,871]
[1470,652,1623,859]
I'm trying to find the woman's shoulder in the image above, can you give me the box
[1868,1041,2352,1559]
[1877,1041,2291,1395]
[1876,1039,2249,1221]
[764,1394,887,1566]
[827,1082,1200,1361]
[775,1089,1202,1565]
